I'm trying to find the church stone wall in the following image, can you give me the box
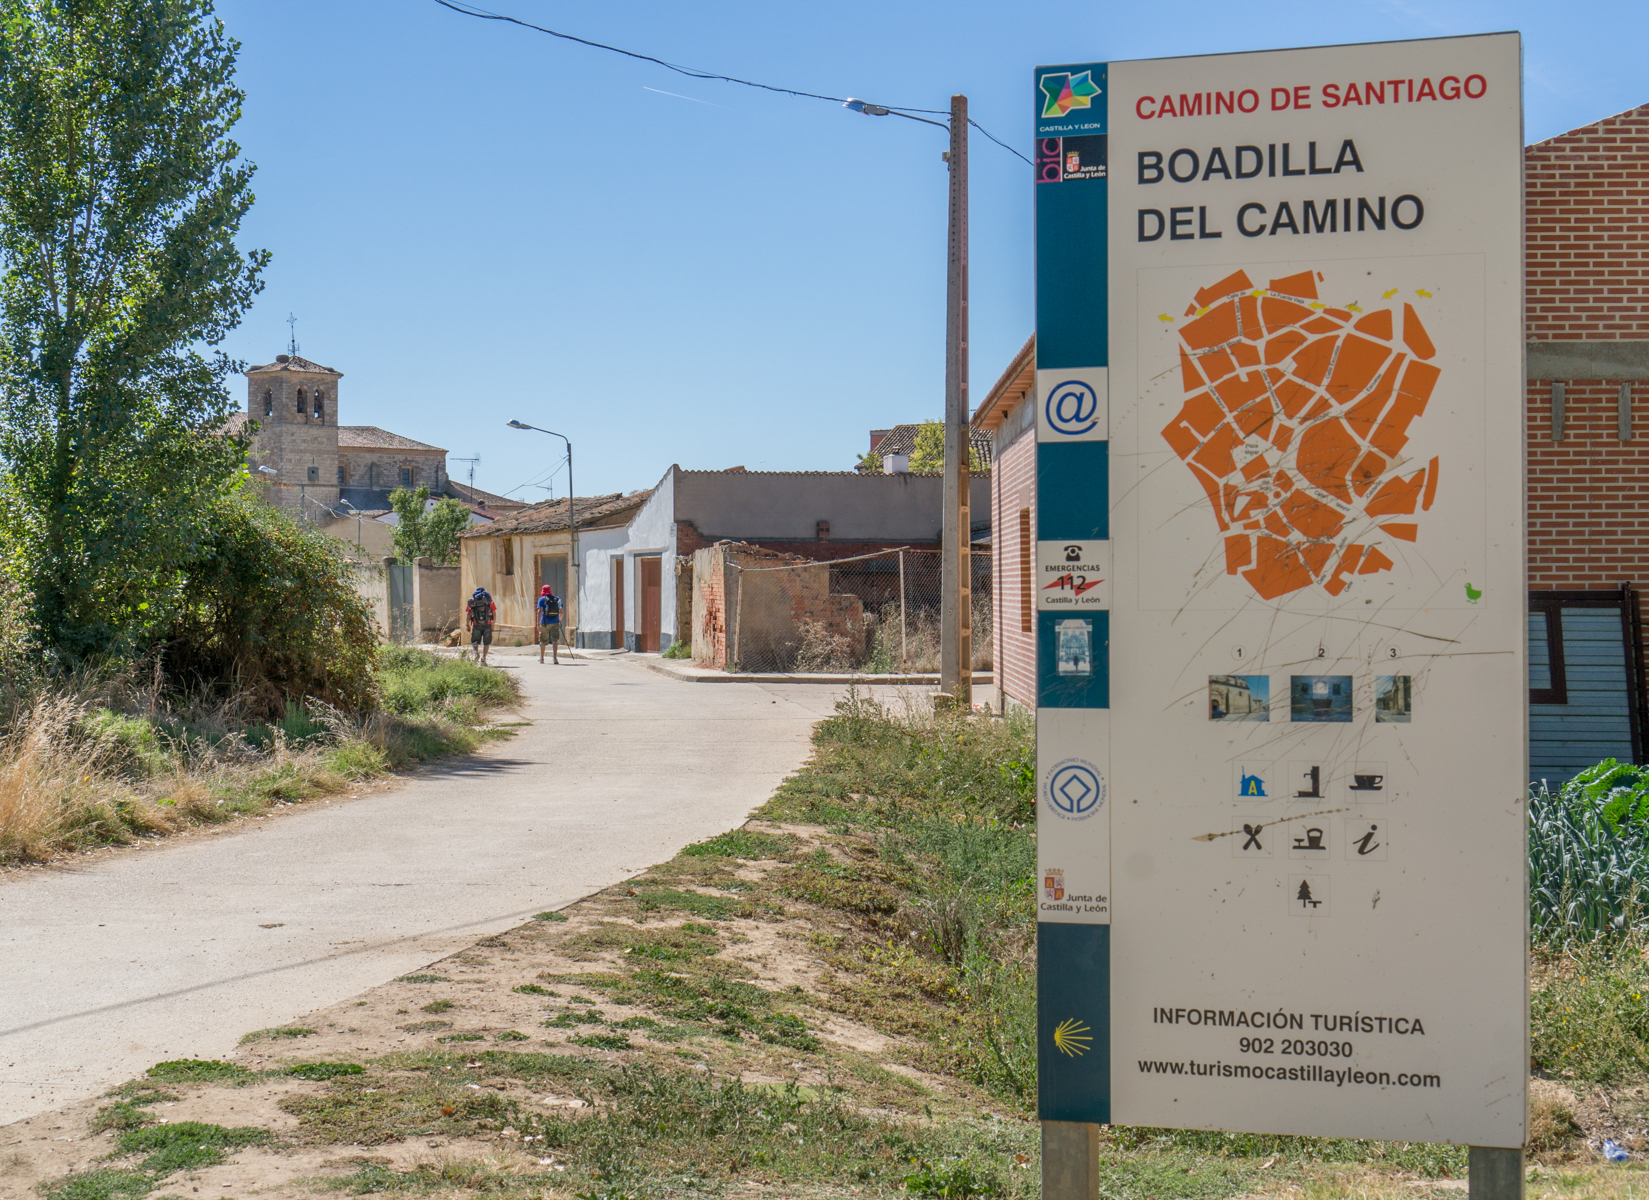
[339,447,445,492]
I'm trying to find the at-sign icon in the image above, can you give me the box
[1036,367,1109,442]
[1047,380,1100,435]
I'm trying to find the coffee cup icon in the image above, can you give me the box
[1350,773,1384,791]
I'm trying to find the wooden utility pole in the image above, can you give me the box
[940,93,971,708]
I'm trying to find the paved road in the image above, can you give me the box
[0,655,909,1126]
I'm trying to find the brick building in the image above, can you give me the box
[1526,102,1649,781]
[976,102,1649,776]
[970,337,1037,708]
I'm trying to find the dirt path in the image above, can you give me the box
[0,657,877,1126]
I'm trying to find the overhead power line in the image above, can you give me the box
[431,0,1033,166]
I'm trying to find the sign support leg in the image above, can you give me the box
[1040,1121,1099,1200]
[1468,1147,1523,1200]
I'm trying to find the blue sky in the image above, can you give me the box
[213,0,1647,502]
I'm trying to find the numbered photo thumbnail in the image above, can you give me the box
[1375,675,1413,723]
[1210,675,1269,722]
[1290,675,1353,723]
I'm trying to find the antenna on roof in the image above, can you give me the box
[453,454,480,487]
[286,313,299,356]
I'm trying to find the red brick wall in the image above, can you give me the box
[1526,104,1649,681]
[1526,104,1649,341]
[1528,379,1646,591]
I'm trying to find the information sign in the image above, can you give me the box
[1034,34,1526,1147]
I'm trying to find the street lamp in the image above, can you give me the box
[843,96,971,708]
[507,420,577,637]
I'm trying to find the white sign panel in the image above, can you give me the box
[1037,367,1110,441]
[1105,34,1525,1146]
[1037,539,1112,610]
[1038,708,1112,925]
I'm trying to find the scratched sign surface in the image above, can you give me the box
[1092,34,1528,1147]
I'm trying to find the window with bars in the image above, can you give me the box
[1018,508,1033,633]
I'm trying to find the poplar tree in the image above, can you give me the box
[0,0,267,656]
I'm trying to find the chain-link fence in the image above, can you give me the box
[725,548,992,675]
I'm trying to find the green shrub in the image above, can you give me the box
[662,639,691,660]
[162,495,379,720]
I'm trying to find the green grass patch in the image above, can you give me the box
[145,1058,252,1083]
[436,1033,487,1042]
[240,1025,316,1043]
[419,999,454,1013]
[569,1032,633,1050]
[532,911,568,922]
[116,1120,270,1174]
[378,646,519,716]
[1532,936,1649,1083]
[495,1030,529,1041]
[396,973,450,983]
[289,1062,366,1081]
[680,828,797,860]
[588,969,820,1050]
[37,1168,156,1200]
[545,1010,606,1028]
[631,888,747,920]
[512,983,555,995]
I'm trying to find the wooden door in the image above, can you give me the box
[613,558,625,650]
[639,556,662,653]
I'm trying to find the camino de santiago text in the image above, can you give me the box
[1133,139,1426,242]
[1153,1008,1426,1035]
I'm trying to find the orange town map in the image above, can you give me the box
[1160,268,1441,601]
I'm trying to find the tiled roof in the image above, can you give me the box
[860,423,994,468]
[223,411,253,435]
[338,425,446,452]
[245,354,342,376]
[446,480,528,511]
[459,490,652,538]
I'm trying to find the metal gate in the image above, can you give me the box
[387,560,415,644]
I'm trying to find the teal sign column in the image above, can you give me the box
[1033,61,1111,1125]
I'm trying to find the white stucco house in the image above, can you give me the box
[576,464,992,653]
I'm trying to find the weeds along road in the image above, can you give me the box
[0,654,876,1126]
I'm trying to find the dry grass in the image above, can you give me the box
[0,694,147,861]
[0,651,521,866]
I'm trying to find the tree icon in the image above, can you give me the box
[1296,879,1321,909]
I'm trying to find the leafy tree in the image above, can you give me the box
[0,0,267,657]
[856,450,883,473]
[387,486,469,566]
[908,420,984,474]
[163,491,378,718]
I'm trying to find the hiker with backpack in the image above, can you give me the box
[537,584,563,665]
[467,587,496,665]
